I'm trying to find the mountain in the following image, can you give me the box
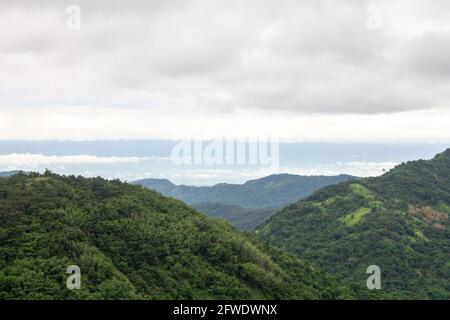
[0,171,356,299]
[0,171,21,178]
[191,203,274,231]
[134,174,357,209]
[133,174,357,230]
[258,149,450,299]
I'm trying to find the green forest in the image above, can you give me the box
[134,174,355,209]
[258,149,450,299]
[135,174,355,230]
[191,202,275,231]
[1,150,450,300]
[0,171,356,300]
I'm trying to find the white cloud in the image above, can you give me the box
[242,161,399,180]
[282,162,399,177]
[0,0,450,140]
[0,153,159,169]
[158,161,399,186]
[1,106,450,142]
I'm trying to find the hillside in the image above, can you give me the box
[258,149,450,299]
[134,174,356,230]
[0,171,356,300]
[192,203,274,231]
[134,174,356,209]
[0,171,21,178]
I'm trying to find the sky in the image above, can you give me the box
[1,0,450,142]
[0,1,450,183]
[0,141,447,185]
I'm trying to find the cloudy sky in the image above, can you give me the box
[1,0,450,142]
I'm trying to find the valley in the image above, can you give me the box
[1,149,449,299]
[134,174,356,230]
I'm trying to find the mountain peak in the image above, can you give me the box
[132,178,175,192]
[433,148,450,160]
[259,148,450,299]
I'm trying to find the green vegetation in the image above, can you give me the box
[134,174,357,230]
[192,203,274,231]
[339,207,371,226]
[0,171,21,178]
[258,149,450,299]
[349,183,373,199]
[134,174,356,209]
[0,171,356,300]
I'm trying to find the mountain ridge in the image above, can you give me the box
[133,173,357,230]
[0,171,357,299]
[258,148,450,299]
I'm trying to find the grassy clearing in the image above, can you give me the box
[339,207,371,226]
[349,184,373,199]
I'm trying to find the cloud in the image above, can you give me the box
[161,161,399,185]
[0,153,161,169]
[2,106,450,142]
[281,161,399,177]
[404,31,450,77]
[0,1,450,140]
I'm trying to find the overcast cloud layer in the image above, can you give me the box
[1,0,450,141]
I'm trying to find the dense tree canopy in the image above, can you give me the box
[192,203,274,231]
[134,174,356,230]
[134,174,356,209]
[0,171,356,300]
[258,149,450,299]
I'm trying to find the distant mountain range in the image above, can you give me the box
[258,149,450,299]
[191,203,274,231]
[133,174,357,229]
[0,171,21,178]
[2,149,450,300]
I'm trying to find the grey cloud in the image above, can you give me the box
[0,0,450,114]
[405,31,450,78]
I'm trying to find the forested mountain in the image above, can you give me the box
[134,174,356,230]
[134,174,356,209]
[0,171,356,299]
[258,149,450,299]
[191,203,274,231]
[0,171,21,178]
